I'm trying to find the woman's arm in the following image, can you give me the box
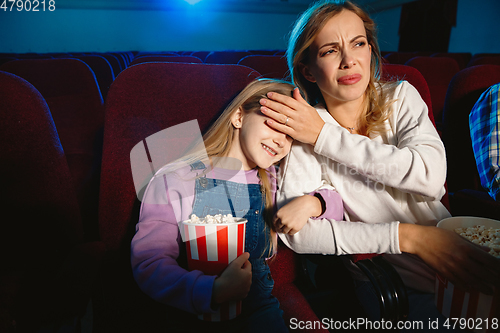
[278,218,401,255]
[267,82,446,199]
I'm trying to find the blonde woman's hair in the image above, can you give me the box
[287,0,397,137]
[177,78,295,255]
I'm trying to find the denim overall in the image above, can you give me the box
[188,161,288,333]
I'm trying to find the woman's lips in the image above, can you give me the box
[338,74,362,85]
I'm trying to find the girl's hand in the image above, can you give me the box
[274,195,323,235]
[399,224,500,295]
[260,88,325,146]
[212,252,252,304]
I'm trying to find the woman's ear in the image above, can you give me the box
[299,62,316,83]
[231,108,243,128]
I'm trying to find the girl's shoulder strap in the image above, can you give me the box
[189,160,207,172]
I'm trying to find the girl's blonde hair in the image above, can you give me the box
[287,0,397,137]
[179,78,295,255]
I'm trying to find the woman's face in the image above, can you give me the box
[229,108,292,170]
[301,10,372,108]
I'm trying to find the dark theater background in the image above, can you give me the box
[1,0,499,332]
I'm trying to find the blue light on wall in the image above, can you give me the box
[184,0,203,4]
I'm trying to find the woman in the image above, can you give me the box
[259,0,499,328]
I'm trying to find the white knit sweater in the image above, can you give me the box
[276,81,451,292]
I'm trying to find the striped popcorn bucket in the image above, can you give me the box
[435,275,499,333]
[435,217,500,333]
[182,218,247,321]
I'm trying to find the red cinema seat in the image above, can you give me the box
[0,71,105,332]
[383,52,418,65]
[238,55,290,80]
[431,52,472,70]
[129,55,203,66]
[0,58,105,241]
[467,55,500,67]
[99,53,123,75]
[405,56,460,129]
[75,55,116,99]
[204,51,253,64]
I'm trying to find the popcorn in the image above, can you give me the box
[186,213,236,224]
[455,225,500,258]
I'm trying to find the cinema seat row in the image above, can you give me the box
[1,52,499,331]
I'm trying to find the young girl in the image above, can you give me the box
[258,1,499,331]
[130,78,343,332]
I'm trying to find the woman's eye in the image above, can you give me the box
[322,49,336,56]
[355,41,366,47]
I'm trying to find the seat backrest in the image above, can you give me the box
[109,52,128,70]
[468,55,500,67]
[442,64,500,193]
[0,70,82,269]
[190,51,210,62]
[0,56,17,66]
[0,58,105,241]
[129,55,203,66]
[431,52,471,70]
[383,52,418,65]
[75,55,116,99]
[204,51,253,64]
[381,63,434,124]
[238,55,290,80]
[405,56,460,125]
[248,50,281,55]
[0,58,104,158]
[99,53,123,75]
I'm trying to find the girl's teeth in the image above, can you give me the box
[263,144,276,156]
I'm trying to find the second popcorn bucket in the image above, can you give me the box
[181,216,247,321]
[435,217,500,333]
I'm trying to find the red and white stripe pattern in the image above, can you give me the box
[435,274,500,333]
[183,221,246,321]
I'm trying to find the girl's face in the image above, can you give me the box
[301,10,372,109]
[229,108,292,170]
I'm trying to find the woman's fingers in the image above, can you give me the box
[260,98,294,121]
[267,90,301,108]
[260,104,289,124]
[265,118,295,137]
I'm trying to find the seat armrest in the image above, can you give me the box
[355,256,409,325]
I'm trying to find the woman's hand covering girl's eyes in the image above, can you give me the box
[259,88,325,146]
